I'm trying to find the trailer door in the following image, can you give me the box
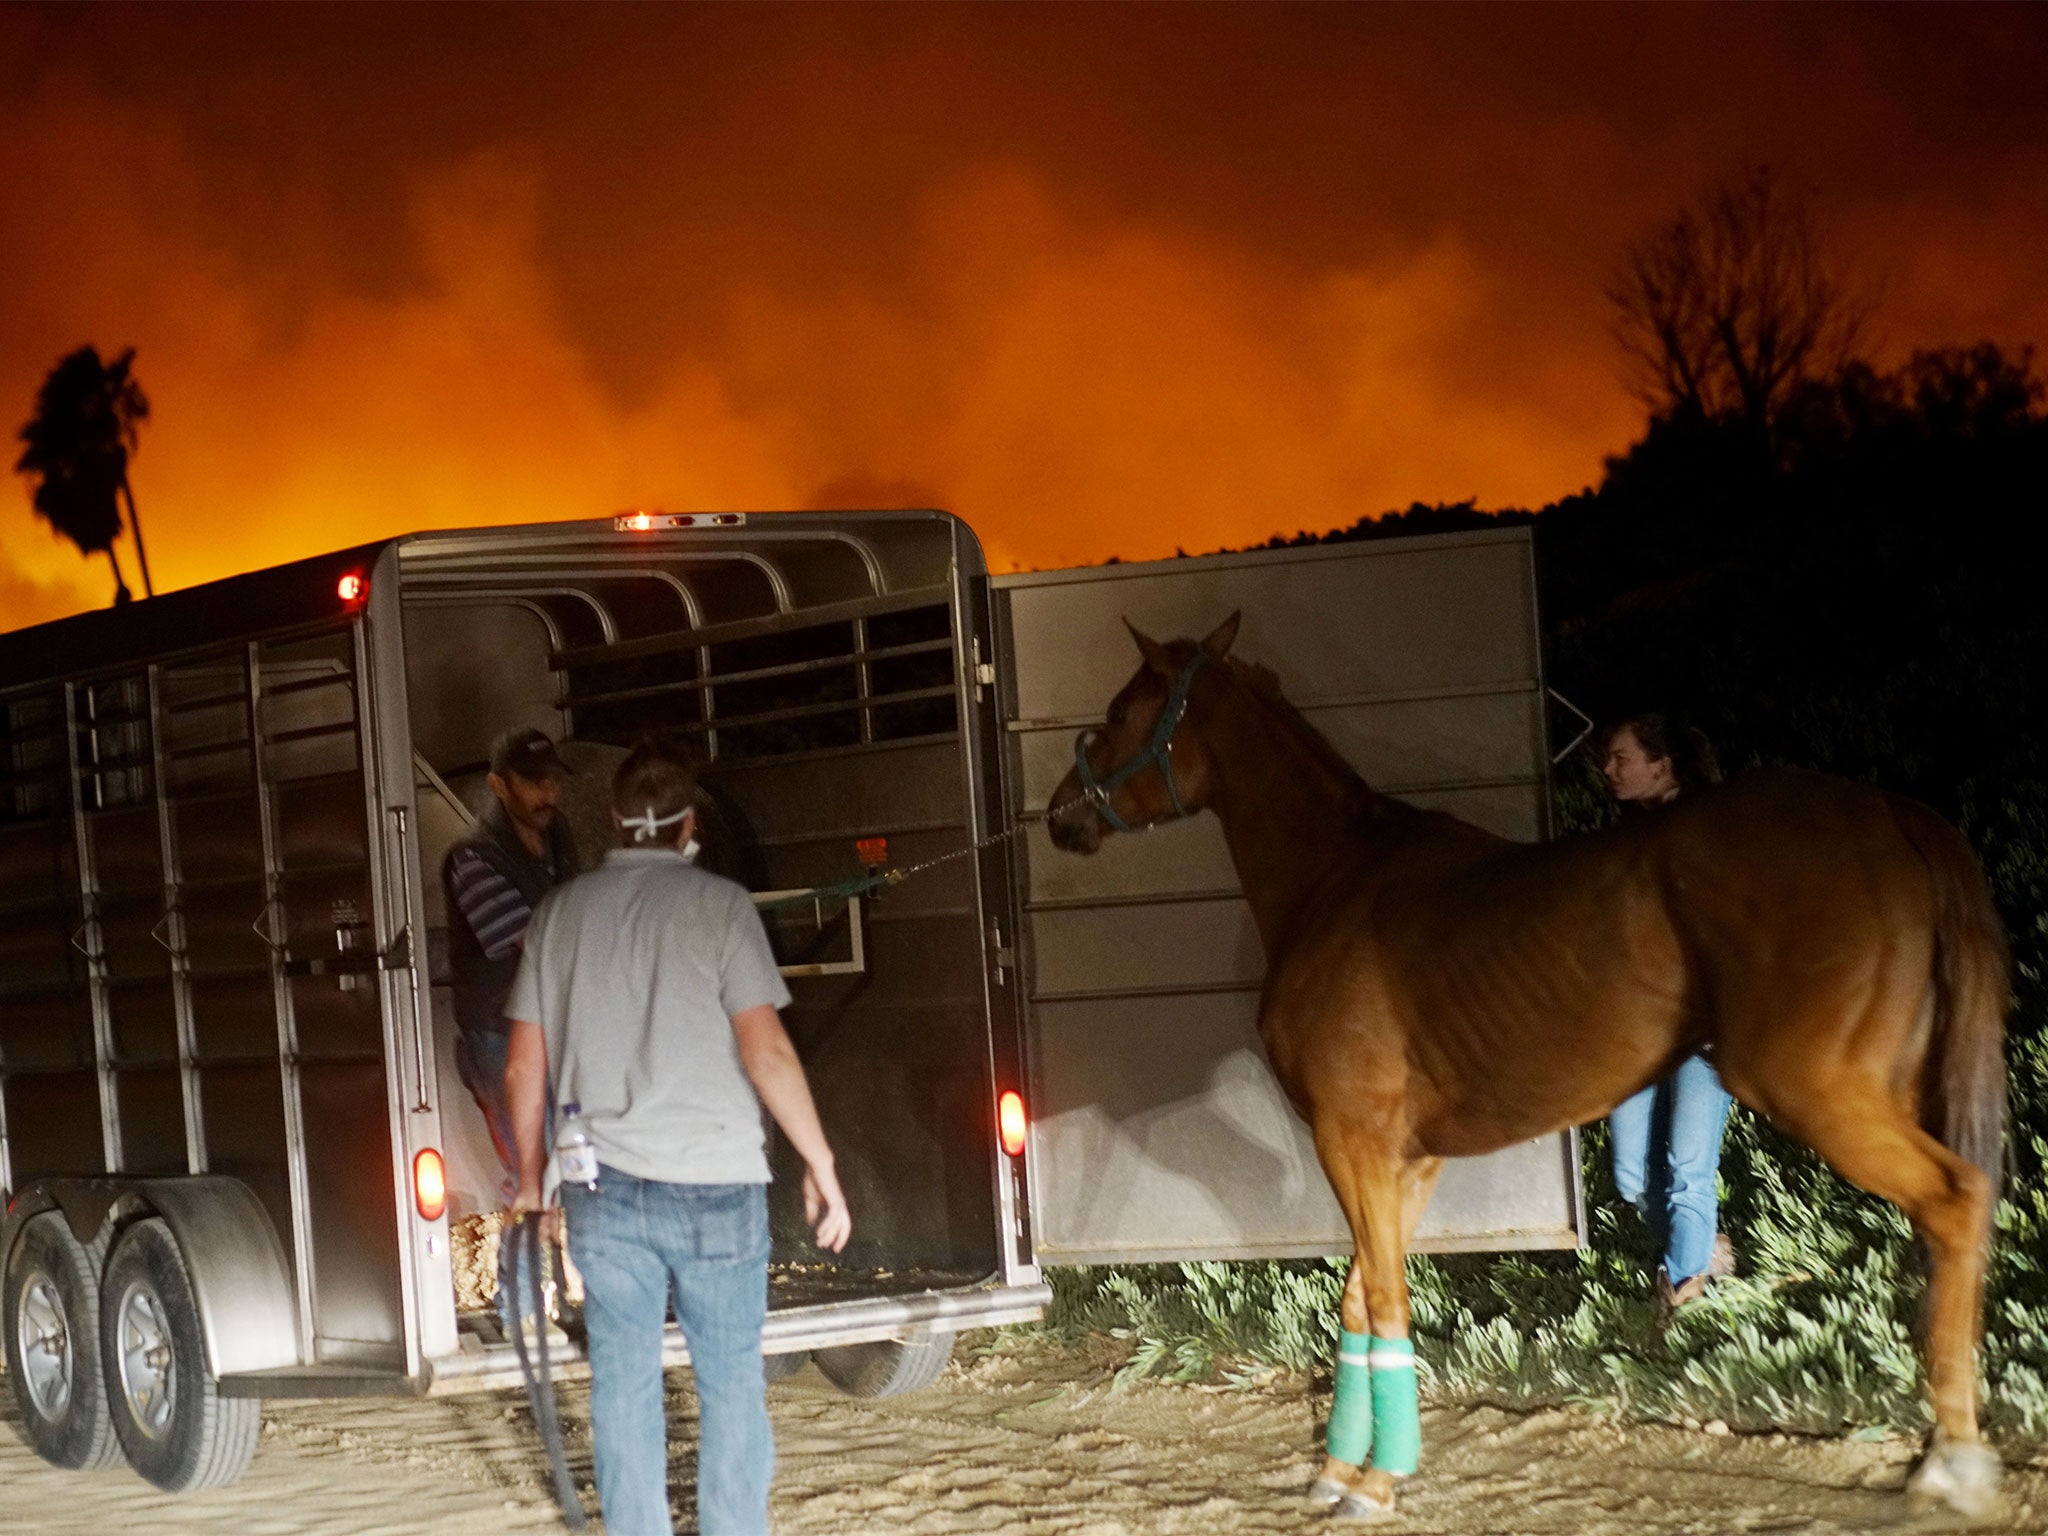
[994,529,1582,1264]
[150,616,408,1365]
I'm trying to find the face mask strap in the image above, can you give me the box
[620,804,690,844]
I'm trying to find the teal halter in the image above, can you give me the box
[1072,651,1207,834]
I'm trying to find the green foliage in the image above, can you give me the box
[1045,1112,2048,1433]
[1043,1260,1347,1387]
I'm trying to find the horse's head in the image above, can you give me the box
[1046,611,1240,853]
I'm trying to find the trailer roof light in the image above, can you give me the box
[998,1091,1027,1158]
[613,511,749,532]
[413,1147,446,1222]
[337,571,366,604]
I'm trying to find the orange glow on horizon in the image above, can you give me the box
[0,148,1652,630]
[3,9,2045,632]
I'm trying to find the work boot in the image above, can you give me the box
[1657,1268,1709,1312]
[1649,1267,1709,1348]
[1708,1232,1737,1281]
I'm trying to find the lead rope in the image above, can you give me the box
[750,816,1047,913]
[507,1213,588,1531]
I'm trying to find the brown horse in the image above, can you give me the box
[1046,614,2008,1521]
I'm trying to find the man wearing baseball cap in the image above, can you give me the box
[444,725,580,1332]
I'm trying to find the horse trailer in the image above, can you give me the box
[0,509,1579,1489]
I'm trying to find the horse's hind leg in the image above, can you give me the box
[1761,1078,1998,1517]
[1310,1149,1443,1520]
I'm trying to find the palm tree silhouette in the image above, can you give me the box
[14,346,155,605]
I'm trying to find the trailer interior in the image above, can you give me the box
[397,513,1023,1326]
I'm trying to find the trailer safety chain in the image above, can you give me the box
[506,1214,588,1532]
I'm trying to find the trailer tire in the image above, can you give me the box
[763,1348,809,1383]
[4,1212,121,1470]
[99,1217,260,1491]
[813,1330,954,1398]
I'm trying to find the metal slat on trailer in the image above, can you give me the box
[995,529,1584,1264]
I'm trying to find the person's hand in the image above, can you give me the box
[802,1158,851,1253]
[509,1183,562,1246]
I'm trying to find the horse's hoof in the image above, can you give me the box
[1309,1455,1358,1507]
[1332,1469,1400,1521]
[1332,1490,1397,1522]
[1906,1437,2002,1520]
[1308,1476,1349,1508]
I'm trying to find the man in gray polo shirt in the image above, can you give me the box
[505,740,850,1536]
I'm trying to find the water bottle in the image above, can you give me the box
[556,1102,599,1190]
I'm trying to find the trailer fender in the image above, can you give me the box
[7,1176,299,1377]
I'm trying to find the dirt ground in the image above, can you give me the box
[4,1336,2046,1535]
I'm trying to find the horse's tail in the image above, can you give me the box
[1894,796,2010,1226]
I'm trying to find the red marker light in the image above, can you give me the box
[998,1091,1027,1157]
[413,1147,447,1222]
[337,572,366,603]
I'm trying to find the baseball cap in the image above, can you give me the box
[489,727,572,781]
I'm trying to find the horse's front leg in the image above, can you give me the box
[1311,1150,1441,1520]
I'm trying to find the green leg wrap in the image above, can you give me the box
[1368,1335,1420,1475]
[1325,1329,1374,1466]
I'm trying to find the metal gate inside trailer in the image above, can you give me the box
[996,529,1583,1264]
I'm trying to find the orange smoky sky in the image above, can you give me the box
[3,4,2047,628]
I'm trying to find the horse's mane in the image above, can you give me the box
[1218,653,1422,830]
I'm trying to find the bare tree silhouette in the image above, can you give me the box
[14,345,155,605]
[1609,168,1869,442]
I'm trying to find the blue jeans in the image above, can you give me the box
[1610,1052,1734,1286]
[562,1169,773,1536]
[454,1029,525,1326]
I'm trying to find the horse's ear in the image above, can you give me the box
[1123,618,1174,675]
[1200,611,1242,660]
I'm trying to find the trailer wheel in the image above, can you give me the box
[763,1348,809,1383]
[99,1217,260,1491]
[4,1212,121,1469]
[813,1330,954,1398]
